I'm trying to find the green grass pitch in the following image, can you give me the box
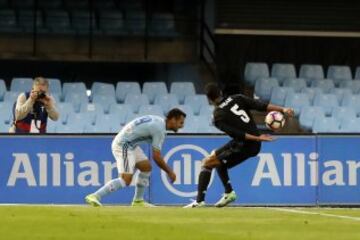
[0,206,359,240]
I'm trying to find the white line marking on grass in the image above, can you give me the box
[267,207,360,222]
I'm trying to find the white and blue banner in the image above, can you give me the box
[0,135,359,205]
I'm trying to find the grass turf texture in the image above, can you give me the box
[0,206,359,240]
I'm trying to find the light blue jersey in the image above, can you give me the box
[112,115,166,150]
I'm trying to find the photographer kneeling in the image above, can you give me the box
[10,77,59,133]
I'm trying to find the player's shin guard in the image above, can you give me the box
[196,167,212,203]
[216,164,233,194]
[133,171,150,201]
[94,177,126,199]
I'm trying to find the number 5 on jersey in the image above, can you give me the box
[230,104,250,123]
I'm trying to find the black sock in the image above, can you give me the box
[216,164,233,194]
[196,167,212,202]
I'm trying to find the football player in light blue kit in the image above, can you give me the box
[85,108,186,207]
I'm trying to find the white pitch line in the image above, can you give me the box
[267,207,360,222]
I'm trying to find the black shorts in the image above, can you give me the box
[215,139,261,168]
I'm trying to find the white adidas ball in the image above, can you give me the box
[265,111,285,130]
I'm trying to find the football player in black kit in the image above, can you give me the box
[184,83,294,208]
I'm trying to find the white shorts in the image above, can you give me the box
[112,143,148,174]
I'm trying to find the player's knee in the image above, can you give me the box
[120,174,133,186]
[202,155,220,169]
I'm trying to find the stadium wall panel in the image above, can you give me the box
[0,135,359,206]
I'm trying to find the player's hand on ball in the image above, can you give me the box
[258,134,275,142]
[283,108,294,117]
[168,171,176,183]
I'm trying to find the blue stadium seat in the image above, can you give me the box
[91,82,116,98]
[154,94,179,114]
[63,82,87,98]
[143,82,168,104]
[327,65,352,87]
[179,121,199,133]
[184,94,209,115]
[0,79,6,101]
[124,94,149,113]
[173,105,194,117]
[311,79,335,93]
[11,78,33,92]
[109,104,132,125]
[126,11,145,35]
[0,9,20,33]
[199,105,215,118]
[271,63,296,85]
[339,118,360,133]
[299,106,325,131]
[0,102,12,124]
[312,116,340,133]
[116,82,141,103]
[63,93,88,113]
[313,93,339,116]
[0,122,10,133]
[342,94,360,116]
[355,66,360,80]
[79,103,105,124]
[138,105,164,117]
[92,94,117,114]
[254,77,279,102]
[339,80,360,94]
[99,10,125,36]
[299,64,325,85]
[301,87,323,104]
[170,82,196,104]
[57,102,75,124]
[67,112,95,127]
[45,10,74,34]
[83,124,110,133]
[4,91,20,103]
[47,78,62,97]
[332,106,357,124]
[282,78,306,92]
[284,93,310,116]
[270,87,295,106]
[56,123,85,133]
[46,119,64,133]
[18,10,44,32]
[244,62,270,86]
[150,13,177,37]
[96,113,123,132]
[330,88,352,104]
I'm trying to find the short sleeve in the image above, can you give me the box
[234,94,268,111]
[151,129,166,151]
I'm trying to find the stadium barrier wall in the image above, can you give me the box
[0,135,359,205]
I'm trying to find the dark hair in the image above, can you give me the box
[205,83,222,101]
[166,108,186,119]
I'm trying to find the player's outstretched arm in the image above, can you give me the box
[266,104,294,117]
[245,133,274,142]
[152,149,176,183]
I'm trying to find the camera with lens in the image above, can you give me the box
[36,91,47,100]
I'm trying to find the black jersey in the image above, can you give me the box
[213,94,268,141]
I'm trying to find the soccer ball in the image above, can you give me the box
[265,111,285,130]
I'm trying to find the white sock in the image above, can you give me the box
[133,172,151,201]
[94,177,126,199]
